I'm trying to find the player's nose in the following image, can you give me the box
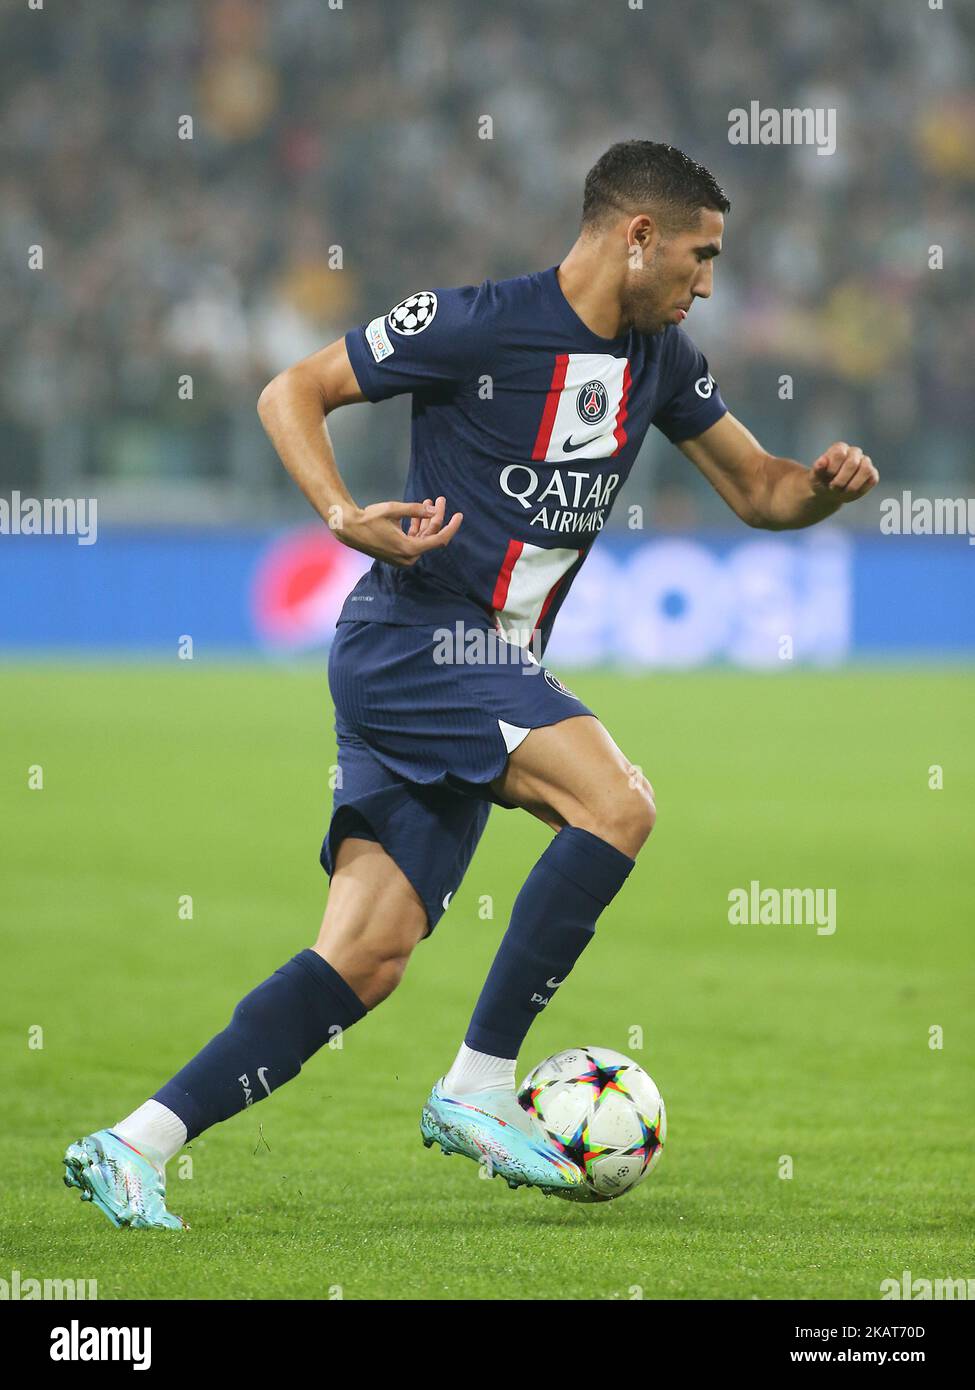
[692,263,714,299]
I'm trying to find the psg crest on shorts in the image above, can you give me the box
[575,379,608,425]
[387,291,438,335]
[544,669,580,700]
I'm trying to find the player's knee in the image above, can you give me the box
[625,774,657,848]
[596,772,656,856]
[361,949,413,1008]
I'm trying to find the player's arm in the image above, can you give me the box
[677,412,879,530]
[257,338,461,566]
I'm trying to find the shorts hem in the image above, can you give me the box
[320,805,443,937]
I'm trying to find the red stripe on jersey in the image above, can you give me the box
[613,360,632,454]
[531,354,570,461]
[491,538,524,612]
[532,577,564,635]
[531,547,584,636]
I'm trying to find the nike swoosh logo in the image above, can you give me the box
[561,436,595,454]
[257,1066,272,1097]
[546,976,565,989]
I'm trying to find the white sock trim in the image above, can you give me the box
[114,1100,187,1170]
[443,1043,517,1095]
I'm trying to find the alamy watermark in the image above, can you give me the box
[728,880,836,935]
[50,1320,150,1370]
[0,491,97,545]
[1,1268,98,1300]
[432,621,544,670]
[728,102,836,156]
[881,1269,974,1300]
[880,491,975,544]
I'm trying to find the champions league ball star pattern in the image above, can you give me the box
[518,1046,666,1202]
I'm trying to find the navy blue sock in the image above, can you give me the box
[465,827,635,1059]
[154,950,366,1141]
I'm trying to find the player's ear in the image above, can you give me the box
[626,214,655,255]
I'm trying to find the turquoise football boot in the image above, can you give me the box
[420,1081,584,1193]
[63,1130,187,1230]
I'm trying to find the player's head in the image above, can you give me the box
[581,141,730,334]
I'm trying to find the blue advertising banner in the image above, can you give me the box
[1,526,972,664]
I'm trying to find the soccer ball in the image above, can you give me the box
[387,291,437,335]
[518,1046,666,1202]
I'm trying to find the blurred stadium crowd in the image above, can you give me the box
[2,0,973,522]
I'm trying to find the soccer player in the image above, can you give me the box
[64,141,878,1227]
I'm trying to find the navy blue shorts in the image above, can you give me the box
[320,620,594,933]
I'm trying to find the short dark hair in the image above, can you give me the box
[582,140,730,234]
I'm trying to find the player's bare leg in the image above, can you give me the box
[64,835,425,1229]
[313,836,429,1007]
[491,714,656,856]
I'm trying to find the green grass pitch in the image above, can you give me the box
[2,663,972,1300]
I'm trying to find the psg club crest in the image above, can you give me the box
[544,669,580,700]
[387,291,438,335]
[575,379,608,425]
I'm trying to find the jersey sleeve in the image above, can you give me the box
[651,327,728,443]
[345,283,493,402]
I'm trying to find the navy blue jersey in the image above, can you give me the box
[340,267,727,648]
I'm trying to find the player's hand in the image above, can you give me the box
[331,494,463,567]
[810,443,879,503]
[405,497,439,541]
